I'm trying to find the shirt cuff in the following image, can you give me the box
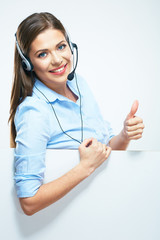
[14,173,44,198]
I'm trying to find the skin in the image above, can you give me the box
[19,28,144,215]
[109,100,145,150]
[29,28,75,99]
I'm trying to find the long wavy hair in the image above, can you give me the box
[9,12,68,147]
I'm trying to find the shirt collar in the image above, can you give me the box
[33,77,79,103]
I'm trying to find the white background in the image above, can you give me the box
[0,0,160,150]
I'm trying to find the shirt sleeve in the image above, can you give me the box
[14,98,51,198]
[104,120,115,144]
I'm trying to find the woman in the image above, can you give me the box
[9,12,144,215]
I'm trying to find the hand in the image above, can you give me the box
[78,138,111,175]
[122,100,145,141]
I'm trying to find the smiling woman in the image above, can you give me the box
[9,12,144,215]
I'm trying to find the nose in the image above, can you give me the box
[51,51,62,66]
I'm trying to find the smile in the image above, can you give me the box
[49,64,67,75]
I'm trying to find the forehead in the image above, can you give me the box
[30,28,66,50]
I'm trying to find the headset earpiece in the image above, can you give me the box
[15,33,33,72]
[21,57,33,72]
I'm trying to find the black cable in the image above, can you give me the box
[34,75,83,145]
[75,73,83,143]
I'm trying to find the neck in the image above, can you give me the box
[43,80,78,103]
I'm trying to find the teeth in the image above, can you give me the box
[51,66,65,73]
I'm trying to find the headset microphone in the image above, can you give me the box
[67,43,78,81]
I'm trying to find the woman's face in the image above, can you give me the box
[29,28,72,90]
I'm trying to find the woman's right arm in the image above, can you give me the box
[19,138,111,216]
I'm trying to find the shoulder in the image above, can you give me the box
[76,74,88,86]
[14,95,52,148]
[16,94,48,113]
[75,74,95,98]
[14,95,49,128]
[75,74,92,94]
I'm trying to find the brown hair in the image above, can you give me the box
[9,12,68,147]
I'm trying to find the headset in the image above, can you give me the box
[15,33,78,81]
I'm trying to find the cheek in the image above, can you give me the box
[64,49,73,63]
[69,54,73,63]
[33,60,49,72]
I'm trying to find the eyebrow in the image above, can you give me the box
[34,40,67,55]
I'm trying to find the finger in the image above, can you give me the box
[105,146,112,158]
[91,138,99,148]
[97,141,104,152]
[128,134,142,140]
[103,143,107,150]
[80,138,94,148]
[126,116,143,126]
[126,128,144,138]
[126,100,139,120]
[127,123,145,132]
[102,144,107,154]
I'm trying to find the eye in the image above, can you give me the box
[58,44,66,50]
[38,52,47,58]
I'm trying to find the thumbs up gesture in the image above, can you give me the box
[122,100,145,141]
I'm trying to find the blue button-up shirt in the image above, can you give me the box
[14,74,114,198]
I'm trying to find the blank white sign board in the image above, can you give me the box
[1,149,160,240]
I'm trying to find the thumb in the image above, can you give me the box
[127,100,139,120]
[80,138,93,148]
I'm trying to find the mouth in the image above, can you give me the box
[49,64,67,75]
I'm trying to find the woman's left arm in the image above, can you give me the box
[109,100,145,150]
